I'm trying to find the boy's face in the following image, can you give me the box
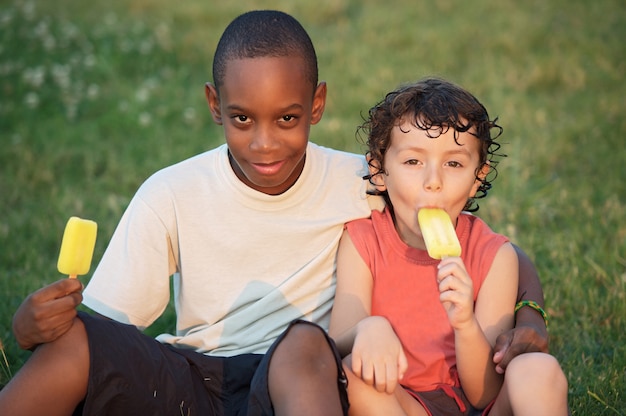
[206,56,326,195]
[375,120,488,249]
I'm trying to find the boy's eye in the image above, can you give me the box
[235,115,249,123]
[280,115,296,123]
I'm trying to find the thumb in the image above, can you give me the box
[493,331,512,364]
[52,278,84,297]
[27,278,83,308]
[398,349,408,380]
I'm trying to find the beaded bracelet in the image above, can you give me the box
[514,300,549,328]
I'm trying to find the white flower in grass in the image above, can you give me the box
[120,39,133,53]
[61,21,79,40]
[43,34,56,51]
[144,77,158,89]
[0,62,16,76]
[139,112,152,126]
[0,10,14,28]
[84,54,96,68]
[183,107,196,123]
[139,39,154,55]
[22,66,45,88]
[24,92,39,109]
[66,103,78,120]
[51,64,71,89]
[135,87,149,103]
[87,84,99,100]
[33,20,49,38]
[155,23,172,50]
[21,1,36,21]
[104,13,117,27]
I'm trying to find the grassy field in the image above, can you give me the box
[1,0,624,413]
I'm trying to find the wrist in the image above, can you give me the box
[357,315,387,331]
[453,315,481,335]
[515,300,549,329]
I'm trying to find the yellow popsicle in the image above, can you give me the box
[417,208,461,260]
[57,216,98,278]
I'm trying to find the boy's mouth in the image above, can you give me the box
[250,160,286,176]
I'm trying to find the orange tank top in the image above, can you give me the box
[345,208,508,391]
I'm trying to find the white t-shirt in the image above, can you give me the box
[83,142,380,356]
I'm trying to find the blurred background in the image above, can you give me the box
[1,0,624,413]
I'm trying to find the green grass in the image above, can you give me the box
[1,0,624,413]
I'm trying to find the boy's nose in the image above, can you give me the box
[250,126,279,152]
[423,166,442,192]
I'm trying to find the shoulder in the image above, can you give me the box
[344,210,390,258]
[345,209,385,234]
[346,215,374,236]
[307,142,367,171]
[151,145,226,181]
[137,145,226,194]
[458,213,510,284]
[459,213,508,245]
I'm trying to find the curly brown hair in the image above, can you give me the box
[359,77,505,212]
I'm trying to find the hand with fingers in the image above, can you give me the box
[351,316,408,394]
[437,257,475,330]
[12,278,84,351]
[493,321,549,374]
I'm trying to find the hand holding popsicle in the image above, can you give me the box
[419,209,475,328]
[57,216,98,278]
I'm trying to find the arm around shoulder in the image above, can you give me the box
[493,245,550,373]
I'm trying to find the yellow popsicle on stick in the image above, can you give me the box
[417,208,461,260]
[57,216,98,278]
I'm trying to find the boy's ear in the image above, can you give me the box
[205,82,223,125]
[310,81,327,125]
[470,162,491,197]
[366,153,387,191]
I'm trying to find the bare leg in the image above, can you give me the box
[0,317,89,416]
[342,356,427,416]
[490,352,568,416]
[268,322,344,416]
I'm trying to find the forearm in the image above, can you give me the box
[455,319,503,409]
[513,245,548,339]
[514,244,544,306]
[330,325,357,358]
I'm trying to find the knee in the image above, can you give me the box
[506,352,568,392]
[270,322,338,379]
[281,321,329,352]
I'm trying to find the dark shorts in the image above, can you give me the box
[75,312,348,416]
[407,385,491,416]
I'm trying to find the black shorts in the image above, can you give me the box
[407,385,491,416]
[75,312,348,415]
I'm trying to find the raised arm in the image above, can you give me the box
[453,242,518,408]
[493,244,549,373]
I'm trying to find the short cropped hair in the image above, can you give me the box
[212,10,318,91]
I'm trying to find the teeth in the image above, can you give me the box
[417,208,461,259]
